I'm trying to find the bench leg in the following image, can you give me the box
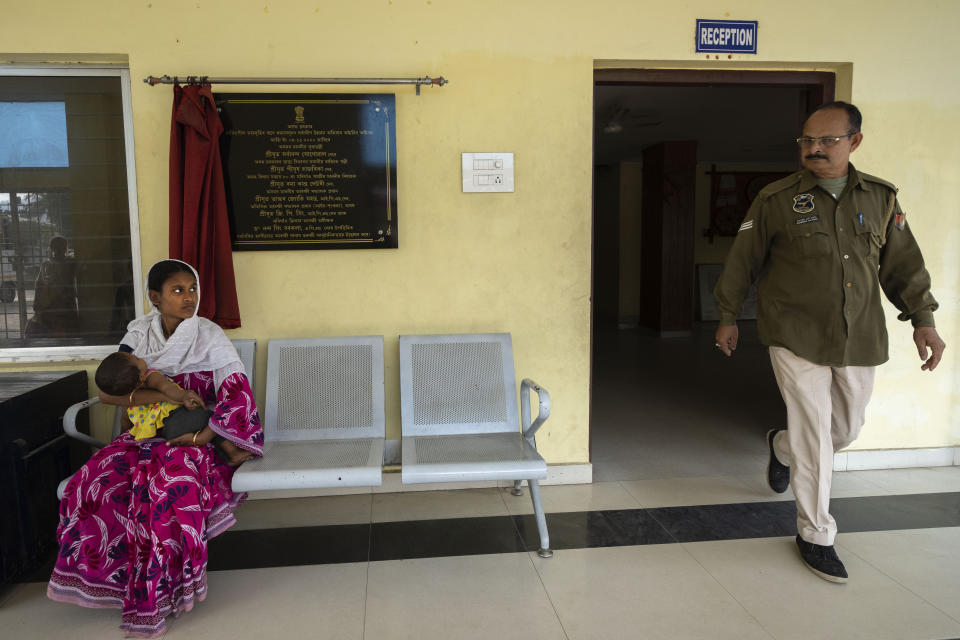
[528,479,553,558]
[511,479,524,496]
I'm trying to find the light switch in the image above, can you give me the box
[462,152,514,193]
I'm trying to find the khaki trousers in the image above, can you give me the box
[768,346,876,546]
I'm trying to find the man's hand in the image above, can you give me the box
[715,324,739,357]
[913,327,946,371]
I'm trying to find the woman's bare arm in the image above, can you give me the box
[99,388,168,407]
[142,371,206,409]
[143,371,182,400]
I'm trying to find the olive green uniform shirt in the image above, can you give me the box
[714,164,938,367]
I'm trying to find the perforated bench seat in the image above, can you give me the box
[232,336,385,493]
[233,438,384,490]
[398,333,554,557]
[401,433,546,484]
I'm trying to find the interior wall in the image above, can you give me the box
[592,165,619,326]
[1,0,957,455]
[617,162,642,325]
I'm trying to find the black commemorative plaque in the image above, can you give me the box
[217,93,397,250]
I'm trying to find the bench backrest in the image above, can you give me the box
[399,333,519,437]
[265,336,385,442]
[232,338,257,386]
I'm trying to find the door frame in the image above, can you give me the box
[595,68,835,123]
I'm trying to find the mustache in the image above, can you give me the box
[805,153,828,160]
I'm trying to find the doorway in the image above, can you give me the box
[590,69,834,483]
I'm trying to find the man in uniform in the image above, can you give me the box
[713,102,945,582]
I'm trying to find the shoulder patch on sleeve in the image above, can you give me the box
[894,211,906,230]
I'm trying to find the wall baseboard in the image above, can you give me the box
[834,447,959,471]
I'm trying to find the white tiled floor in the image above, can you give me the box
[184,563,369,639]
[230,493,373,530]
[532,544,773,639]
[9,525,959,639]
[590,323,787,484]
[838,527,960,622]
[847,466,960,495]
[365,553,567,640]
[685,534,960,640]
[6,471,960,639]
[1,582,120,639]
[371,487,511,523]
[500,479,641,515]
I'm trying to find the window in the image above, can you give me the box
[0,68,141,360]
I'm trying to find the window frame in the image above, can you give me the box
[0,65,143,363]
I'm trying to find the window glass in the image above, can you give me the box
[0,74,136,348]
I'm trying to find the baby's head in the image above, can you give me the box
[95,352,147,396]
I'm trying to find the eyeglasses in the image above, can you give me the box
[796,133,854,148]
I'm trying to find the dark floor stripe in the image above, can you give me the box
[15,492,960,581]
[208,523,370,571]
[646,500,798,543]
[514,509,676,551]
[370,516,527,561]
[211,491,960,569]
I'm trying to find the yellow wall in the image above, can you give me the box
[2,0,958,455]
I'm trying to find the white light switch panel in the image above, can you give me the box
[462,152,514,193]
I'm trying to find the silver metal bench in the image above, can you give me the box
[398,332,553,557]
[57,339,257,499]
[231,336,385,491]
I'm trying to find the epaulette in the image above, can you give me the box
[858,171,898,193]
[755,171,804,201]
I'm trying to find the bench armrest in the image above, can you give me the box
[63,397,108,449]
[521,378,550,440]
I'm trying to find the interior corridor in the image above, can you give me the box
[590,320,784,485]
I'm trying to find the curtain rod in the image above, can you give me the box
[144,75,448,95]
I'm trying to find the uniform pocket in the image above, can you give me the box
[855,220,883,263]
[791,229,832,258]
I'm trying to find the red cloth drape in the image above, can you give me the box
[169,83,241,328]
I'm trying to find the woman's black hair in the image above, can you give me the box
[147,260,194,293]
[95,352,141,395]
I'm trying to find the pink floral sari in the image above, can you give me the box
[47,370,263,637]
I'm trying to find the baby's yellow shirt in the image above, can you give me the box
[127,401,180,440]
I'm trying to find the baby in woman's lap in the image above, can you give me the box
[95,351,251,465]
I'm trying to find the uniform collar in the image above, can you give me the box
[797,163,868,193]
[848,164,871,191]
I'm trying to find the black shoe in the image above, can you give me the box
[796,535,848,583]
[766,429,789,493]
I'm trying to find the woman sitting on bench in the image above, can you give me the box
[48,259,264,638]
